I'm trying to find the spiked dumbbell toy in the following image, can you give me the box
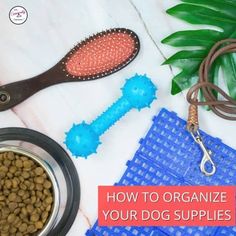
[65,74,157,158]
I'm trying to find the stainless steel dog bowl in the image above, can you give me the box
[0,128,80,236]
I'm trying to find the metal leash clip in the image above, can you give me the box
[190,130,216,176]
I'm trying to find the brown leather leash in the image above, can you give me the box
[186,39,236,176]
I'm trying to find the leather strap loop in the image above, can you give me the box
[187,39,236,131]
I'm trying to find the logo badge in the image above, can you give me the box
[9,6,28,25]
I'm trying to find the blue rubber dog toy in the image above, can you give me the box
[65,74,157,158]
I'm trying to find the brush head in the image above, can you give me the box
[63,28,140,80]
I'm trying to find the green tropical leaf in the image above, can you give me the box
[167,4,236,29]
[221,54,236,98]
[163,50,205,72]
[182,0,236,20]
[161,30,222,48]
[171,71,198,95]
[162,0,236,99]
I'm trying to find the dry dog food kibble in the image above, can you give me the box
[0,151,54,235]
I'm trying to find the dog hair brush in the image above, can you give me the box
[65,74,157,158]
[0,28,140,111]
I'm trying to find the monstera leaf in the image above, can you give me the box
[162,0,236,99]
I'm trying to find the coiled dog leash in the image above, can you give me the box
[187,39,236,176]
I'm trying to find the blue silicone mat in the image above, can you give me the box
[86,108,236,236]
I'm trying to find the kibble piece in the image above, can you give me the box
[16,196,22,203]
[0,166,8,172]
[16,232,23,236]
[12,178,19,188]
[24,198,31,204]
[26,204,34,214]
[27,224,36,233]
[34,201,41,208]
[21,207,28,216]
[15,218,23,228]
[43,180,52,189]
[34,176,44,184]
[6,172,13,178]
[22,171,30,179]
[9,226,17,233]
[13,216,20,225]
[7,152,15,160]
[14,208,21,215]
[0,219,7,225]
[18,189,25,197]
[24,180,30,186]
[9,165,17,173]
[1,233,9,236]
[7,213,16,223]
[41,211,49,222]
[30,214,40,222]
[34,167,44,176]
[5,179,12,189]
[23,160,33,169]
[3,189,10,195]
[19,183,27,190]
[8,192,17,201]
[19,222,28,232]
[22,191,29,200]
[36,183,43,191]
[31,196,36,204]
[14,170,21,177]
[35,221,43,229]
[19,176,25,183]
[15,159,23,168]
[46,204,51,212]
[29,183,35,191]
[3,159,11,167]
[45,196,53,205]
[0,172,6,178]
[36,191,43,198]
[2,224,10,231]
[9,202,18,211]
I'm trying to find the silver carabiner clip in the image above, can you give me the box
[190,130,216,176]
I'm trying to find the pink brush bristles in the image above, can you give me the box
[64,28,140,80]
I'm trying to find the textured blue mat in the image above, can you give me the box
[86,108,236,236]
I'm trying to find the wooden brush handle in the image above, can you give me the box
[0,70,64,111]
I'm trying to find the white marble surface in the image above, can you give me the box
[1,1,235,235]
